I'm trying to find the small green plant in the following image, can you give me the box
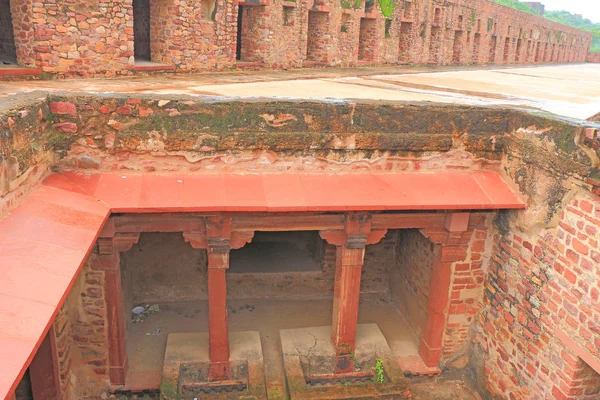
[340,342,357,365]
[374,358,384,384]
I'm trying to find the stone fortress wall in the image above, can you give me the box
[0,0,592,78]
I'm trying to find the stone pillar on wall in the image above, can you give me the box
[320,213,387,374]
[93,220,140,386]
[418,213,472,367]
[184,217,254,381]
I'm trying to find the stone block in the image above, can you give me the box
[280,324,410,399]
[161,331,266,400]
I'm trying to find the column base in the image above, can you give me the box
[161,332,266,400]
[280,324,410,399]
[209,360,231,381]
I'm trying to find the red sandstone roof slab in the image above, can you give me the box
[56,170,524,212]
[0,170,524,399]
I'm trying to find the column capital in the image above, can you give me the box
[320,212,386,248]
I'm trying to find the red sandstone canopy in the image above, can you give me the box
[0,171,524,398]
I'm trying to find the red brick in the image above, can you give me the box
[50,101,77,116]
[579,200,594,213]
[563,269,577,284]
[572,238,589,255]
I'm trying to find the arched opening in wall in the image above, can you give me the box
[398,22,413,63]
[0,0,17,65]
[428,26,442,63]
[306,11,329,63]
[452,30,463,63]
[502,37,510,63]
[389,229,436,360]
[515,38,522,62]
[133,0,151,63]
[551,44,556,62]
[473,33,481,63]
[488,35,497,63]
[358,18,377,62]
[525,40,532,61]
[236,4,265,64]
[535,41,541,62]
[543,42,549,62]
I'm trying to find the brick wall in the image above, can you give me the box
[443,225,488,357]
[31,0,134,77]
[4,0,592,76]
[0,0,17,59]
[119,231,393,302]
[587,52,600,63]
[239,5,271,63]
[391,229,436,339]
[148,0,237,71]
[479,192,600,399]
[358,17,378,62]
[306,11,330,62]
[52,257,110,398]
[53,305,73,399]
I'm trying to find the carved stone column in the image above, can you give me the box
[184,217,253,381]
[320,213,387,374]
[419,212,471,368]
[93,219,139,386]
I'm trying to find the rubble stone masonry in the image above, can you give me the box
[2,0,592,77]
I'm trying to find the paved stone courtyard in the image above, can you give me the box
[2,64,599,119]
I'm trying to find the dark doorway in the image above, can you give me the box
[236,6,243,60]
[0,0,17,64]
[133,0,151,61]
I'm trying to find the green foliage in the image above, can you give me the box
[545,10,600,52]
[340,0,362,10]
[491,0,537,15]
[374,358,385,384]
[491,1,600,52]
[378,0,397,19]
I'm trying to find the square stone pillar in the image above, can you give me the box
[184,217,254,382]
[419,213,471,367]
[321,213,387,374]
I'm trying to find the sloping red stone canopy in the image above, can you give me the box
[0,171,523,399]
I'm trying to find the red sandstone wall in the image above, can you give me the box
[410,0,590,65]
[479,192,600,399]
[587,52,600,63]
